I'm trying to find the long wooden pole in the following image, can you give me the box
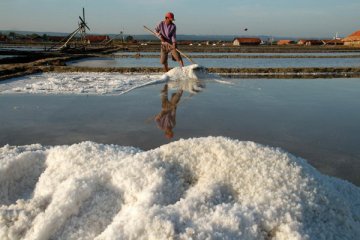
[143,25,195,64]
[61,27,82,49]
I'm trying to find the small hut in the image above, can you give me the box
[233,38,261,46]
[342,30,360,46]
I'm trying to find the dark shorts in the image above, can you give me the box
[160,44,182,64]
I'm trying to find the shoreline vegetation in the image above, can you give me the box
[1,43,360,80]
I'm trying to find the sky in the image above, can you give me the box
[0,0,359,38]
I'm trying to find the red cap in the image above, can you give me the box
[165,12,175,21]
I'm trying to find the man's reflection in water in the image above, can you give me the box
[154,76,205,139]
[155,83,183,139]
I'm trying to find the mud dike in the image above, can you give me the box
[2,58,360,80]
[2,46,360,80]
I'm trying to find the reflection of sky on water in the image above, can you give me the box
[68,56,360,68]
[114,51,360,57]
[0,45,47,51]
[1,78,360,186]
[0,55,18,59]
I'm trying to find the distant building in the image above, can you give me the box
[85,35,110,43]
[297,39,323,45]
[47,35,110,44]
[233,38,261,46]
[342,30,360,46]
[277,40,295,45]
[321,39,344,45]
[0,35,7,42]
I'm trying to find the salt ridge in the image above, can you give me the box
[1,137,359,239]
[0,65,216,95]
[0,72,164,95]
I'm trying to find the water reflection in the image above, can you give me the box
[155,77,205,138]
[155,84,183,139]
[113,51,360,57]
[0,45,47,51]
[0,55,18,59]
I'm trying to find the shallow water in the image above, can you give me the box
[0,55,18,59]
[67,56,360,68]
[1,78,359,186]
[114,51,360,57]
[0,45,47,51]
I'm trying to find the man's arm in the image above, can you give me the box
[155,22,167,44]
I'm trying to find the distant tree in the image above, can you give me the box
[42,34,48,41]
[125,35,134,42]
[29,33,40,39]
[8,32,16,39]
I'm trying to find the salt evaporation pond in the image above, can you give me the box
[0,67,360,239]
[67,56,360,68]
[2,72,359,184]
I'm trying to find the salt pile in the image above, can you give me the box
[164,64,216,82]
[1,136,359,239]
[163,64,220,93]
[0,72,164,95]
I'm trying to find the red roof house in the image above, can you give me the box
[233,38,261,46]
[342,30,360,46]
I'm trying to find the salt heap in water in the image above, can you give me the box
[162,64,217,93]
[0,137,359,239]
[163,64,215,81]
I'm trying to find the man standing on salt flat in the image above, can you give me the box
[155,12,184,72]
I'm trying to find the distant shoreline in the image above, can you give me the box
[0,30,336,41]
